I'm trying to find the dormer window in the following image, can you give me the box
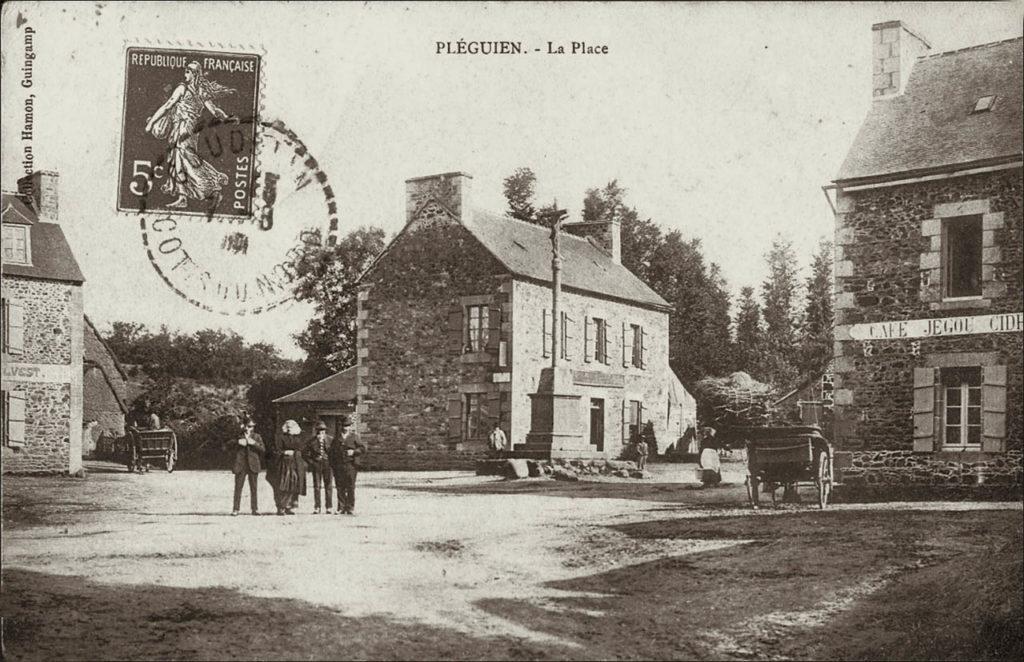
[1,224,31,265]
[972,95,996,113]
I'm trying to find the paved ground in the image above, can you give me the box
[2,461,1021,660]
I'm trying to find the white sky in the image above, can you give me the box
[2,1,1021,359]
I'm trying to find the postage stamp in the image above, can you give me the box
[117,46,262,218]
[137,119,340,317]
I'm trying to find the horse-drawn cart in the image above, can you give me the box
[126,428,178,473]
[737,426,833,509]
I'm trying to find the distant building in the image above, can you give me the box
[830,23,1022,494]
[2,172,86,474]
[83,316,129,457]
[273,366,357,440]
[356,172,695,469]
[773,366,834,439]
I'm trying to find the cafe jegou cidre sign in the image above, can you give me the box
[849,312,1023,341]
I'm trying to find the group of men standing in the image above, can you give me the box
[229,416,365,516]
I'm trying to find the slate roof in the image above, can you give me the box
[273,365,357,404]
[464,210,669,310]
[836,36,1023,183]
[1,192,85,284]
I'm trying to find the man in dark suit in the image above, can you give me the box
[304,421,334,514]
[329,416,365,515]
[230,418,265,515]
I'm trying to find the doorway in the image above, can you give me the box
[590,398,605,451]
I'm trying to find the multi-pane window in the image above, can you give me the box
[2,225,29,265]
[628,400,642,444]
[942,367,982,448]
[466,305,489,352]
[944,216,982,298]
[594,318,608,364]
[464,393,484,439]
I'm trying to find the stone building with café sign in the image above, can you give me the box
[2,172,86,474]
[355,172,694,470]
[829,22,1022,496]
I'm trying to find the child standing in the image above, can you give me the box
[634,436,649,471]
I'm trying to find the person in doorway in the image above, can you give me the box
[488,423,508,458]
[304,421,334,514]
[329,416,365,515]
[229,417,264,516]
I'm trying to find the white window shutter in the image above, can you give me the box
[7,390,26,446]
[912,367,937,452]
[584,316,593,363]
[562,313,573,360]
[621,399,630,444]
[621,322,629,368]
[542,309,551,358]
[982,365,1007,452]
[6,301,25,355]
[640,327,648,369]
[602,321,610,365]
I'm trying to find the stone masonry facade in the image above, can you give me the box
[358,193,508,470]
[833,169,1023,497]
[510,279,675,458]
[2,275,84,474]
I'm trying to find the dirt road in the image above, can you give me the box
[2,463,1021,660]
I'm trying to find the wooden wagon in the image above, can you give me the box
[126,428,178,473]
[736,425,833,509]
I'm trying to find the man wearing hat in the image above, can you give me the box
[229,416,264,516]
[304,421,334,514]
[329,416,365,515]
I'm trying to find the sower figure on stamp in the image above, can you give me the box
[228,416,264,516]
[329,416,365,515]
[304,421,334,514]
[144,61,237,209]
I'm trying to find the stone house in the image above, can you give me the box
[356,172,694,470]
[830,23,1022,495]
[2,172,86,474]
[273,365,357,440]
[83,315,129,457]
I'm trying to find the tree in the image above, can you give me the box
[798,238,834,376]
[760,235,802,387]
[733,286,764,378]
[291,226,387,375]
[582,180,662,283]
[502,167,538,223]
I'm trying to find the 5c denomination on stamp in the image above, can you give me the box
[118,46,261,218]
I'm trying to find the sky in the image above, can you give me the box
[2,1,1021,359]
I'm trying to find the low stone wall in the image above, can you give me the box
[476,457,648,480]
[362,449,486,472]
[835,450,1023,501]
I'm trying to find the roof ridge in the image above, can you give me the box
[471,208,595,246]
[272,365,356,403]
[920,35,1023,61]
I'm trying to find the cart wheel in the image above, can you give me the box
[816,452,832,509]
[166,452,175,473]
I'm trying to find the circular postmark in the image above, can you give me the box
[137,118,338,316]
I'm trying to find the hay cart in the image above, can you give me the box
[126,428,178,473]
[737,426,833,509]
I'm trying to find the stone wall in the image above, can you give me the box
[510,280,674,457]
[358,205,509,470]
[2,275,81,474]
[833,169,1023,496]
[835,450,1022,501]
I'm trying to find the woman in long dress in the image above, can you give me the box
[267,419,307,515]
[144,61,235,209]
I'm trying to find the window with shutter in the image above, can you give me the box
[583,316,593,363]
[982,365,1007,452]
[912,367,938,452]
[621,399,630,445]
[941,367,982,449]
[4,299,25,355]
[560,312,574,360]
[621,322,630,368]
[464,394,484,439]
[447,395,463,440]
[594,318,608,364]
[630,324,643,368]
[466,305,489,352]
[486,304,502,351]
[6,390,26,447]
[448,305,465,355]
[639,327,648,369]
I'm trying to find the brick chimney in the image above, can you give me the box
[563,219,622,264]
[872,20,930,99]
[17,171,59,223]
[405,172,472,224]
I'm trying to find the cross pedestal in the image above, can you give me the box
[519,366,588,459]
